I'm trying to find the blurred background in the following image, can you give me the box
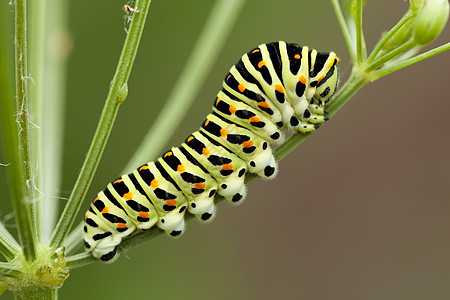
[1,0,450,299]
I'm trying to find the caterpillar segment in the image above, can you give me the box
[83,41,339,262]
[182,131,248,203]
[159,147,217,221]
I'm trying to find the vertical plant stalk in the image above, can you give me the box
[355,0,365,63]
[29,0,46,245]
[30,0,70,243]
[49,0,153,249]
[331,0,356,62]
[0,0,22,261]
[13,0,38,261]
[13,289,57,300]
[123,0,246,173]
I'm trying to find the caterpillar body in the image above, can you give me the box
[83,41,339,262]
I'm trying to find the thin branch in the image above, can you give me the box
[49,0,154,249]
[0,262,22,277]
[64,221,83,254]
[123,0,247,173]
[0,222,21,261]
[367,11,413,63]
[366,40,416,72]
[372,42,450,79]
[331,0,357,62]
[355,0,366,62]
[13,0,38,261]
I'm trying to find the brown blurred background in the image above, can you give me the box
[1,0,450,299]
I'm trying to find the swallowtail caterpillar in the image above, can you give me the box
[83,41,339,262]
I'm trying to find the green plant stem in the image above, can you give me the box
[49,0,153,250]
[13,288,57,300]
[29,0,46,245]
[0,262,21,277]
[355,0,365,62]
[330,0,356,62]
[30,0,70,243]
[0,1,22,262]
[372,42,450,79]
[366,40,416,72]
[0,222,21,261]
[64,222,83,254]
[367,11,413,63]
[13,0,38,262]
[123,0,246,173]
[327,72,367,115]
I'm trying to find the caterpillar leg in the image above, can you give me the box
[195,203,216,222]
[84,210,122,262]
[133,162,189,237]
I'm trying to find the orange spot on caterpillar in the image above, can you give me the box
[252,49,260,53]
[205,119,210,126]
[317,75,325,83]
[249,116,261,123]
[139,165,149,171]
[139,211,149,219]
[113,179,123,184]
[177,164,186,173]
[202,147,211,156]
[294,54,300,59]
[294,44,300,48]
[187,136,194,142]
[101,206,109,214]
[242,140,254,148]
[194,182,205,189]
[274,84,284,93]
[222,163,233,170]
[117,223,127,229]
[123,192,133,200]
[229,105,236,114]
[93,196,100,202]
[216,97,221,106]
[220,128,228,137]
[257,61,266,68]
[166,199,177,206]
[299,75,307,84]
[238,83,246,93]
[164,151,173,157]
[84,214,88,220]
[258,101,270,108]
[150,179,159,189]
[226,75,231,81]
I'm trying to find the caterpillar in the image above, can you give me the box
[83,41,339,262]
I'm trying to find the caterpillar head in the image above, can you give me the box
[313,52,339,106]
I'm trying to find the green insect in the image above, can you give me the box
[83,41,339,262]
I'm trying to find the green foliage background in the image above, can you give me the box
[1,0,449,298]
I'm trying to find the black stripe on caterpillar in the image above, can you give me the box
[83,41,339,262]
